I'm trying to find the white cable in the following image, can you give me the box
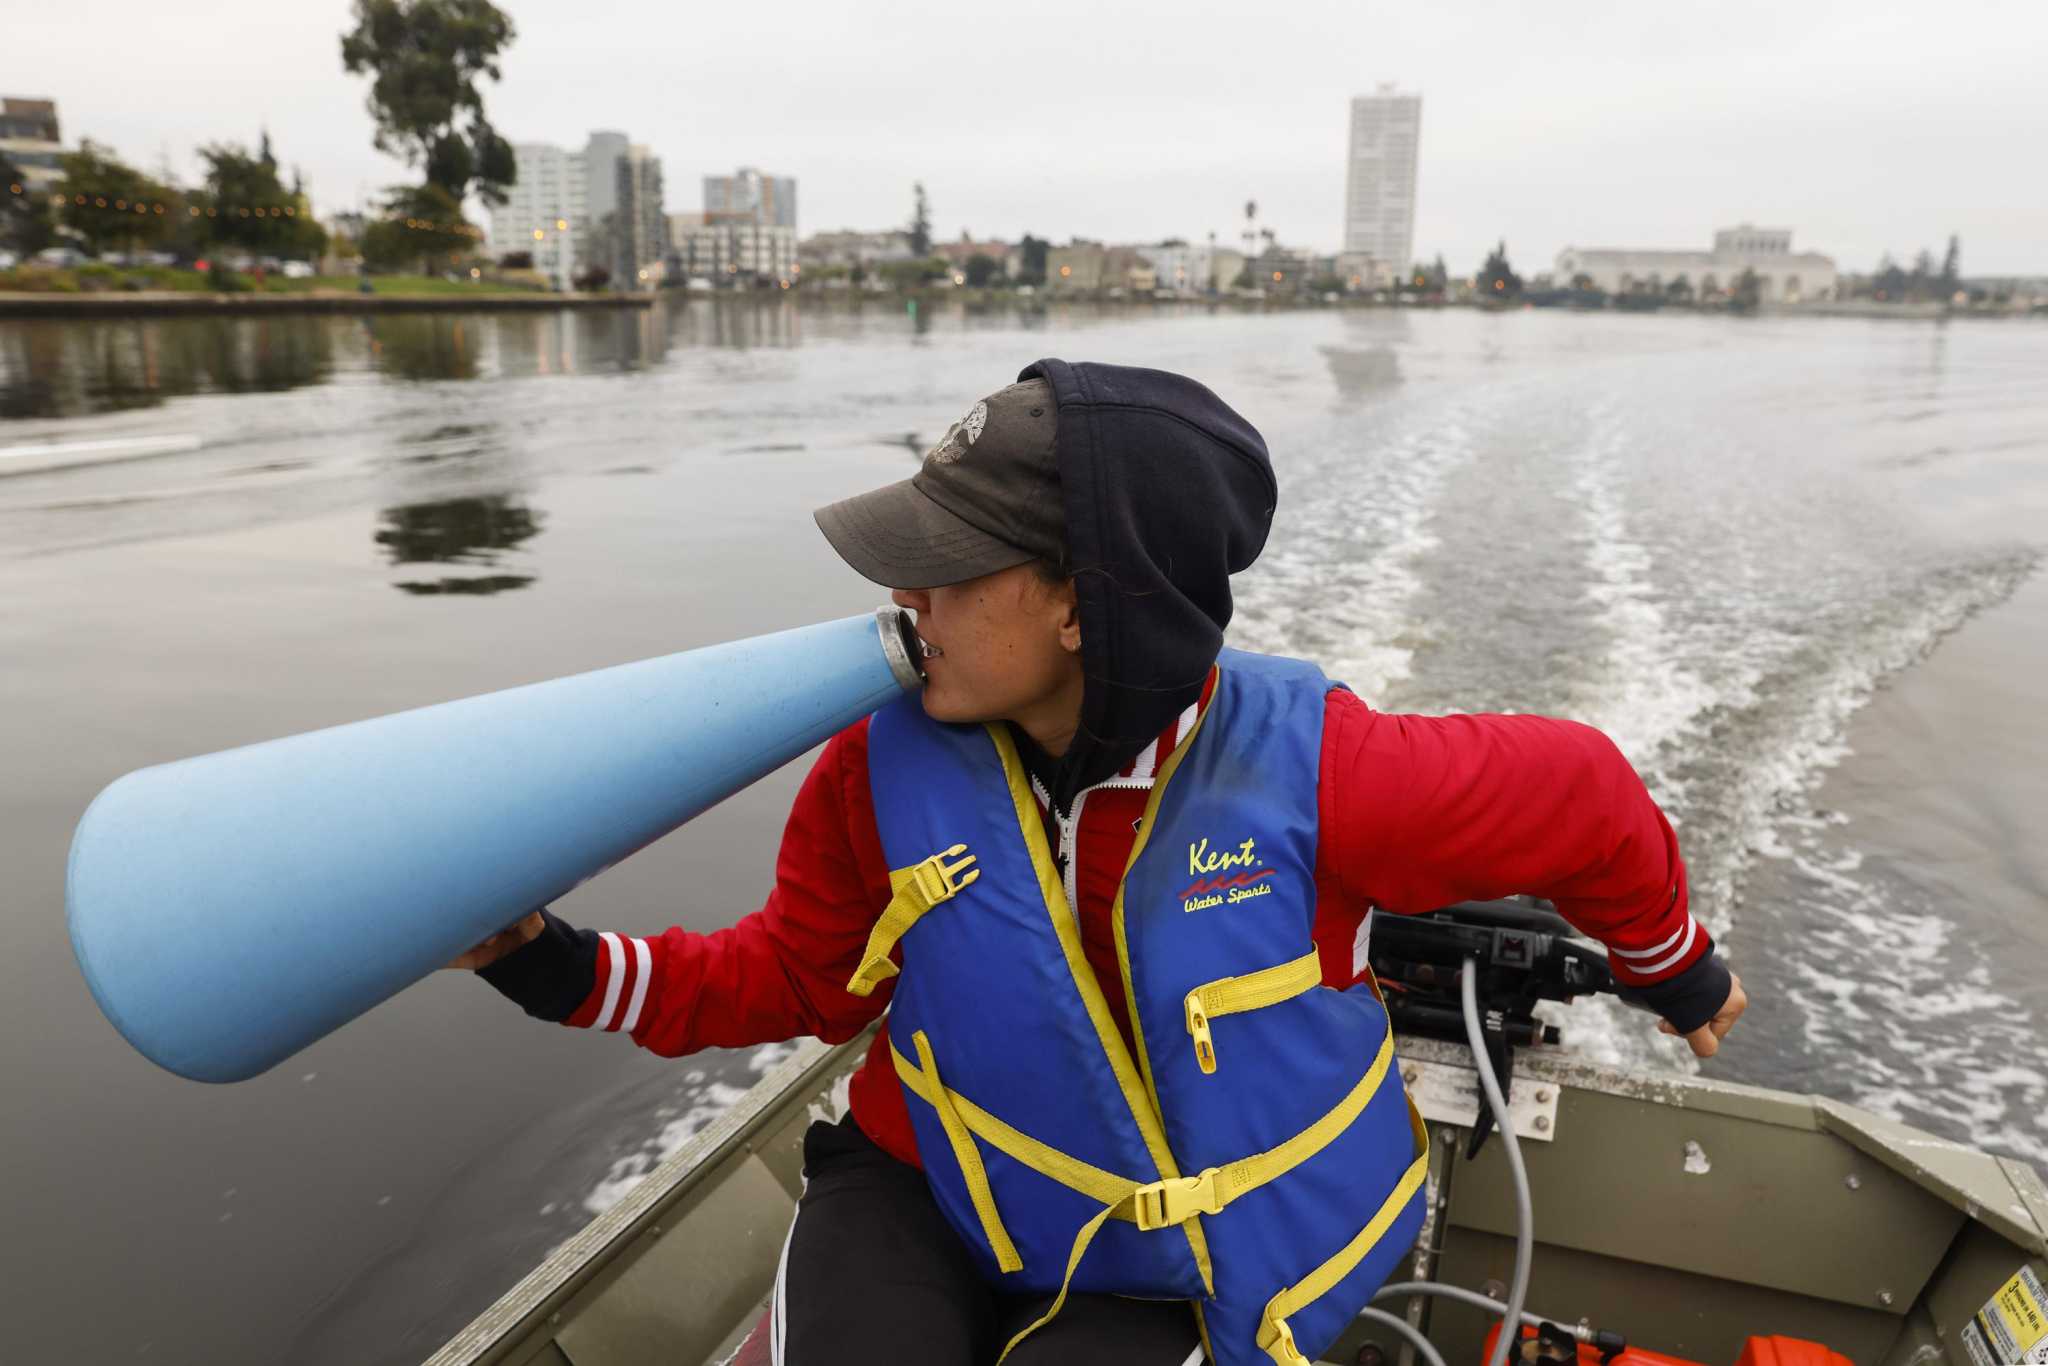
[1371,1281,1563,1334]
[1463,958,1533,1366]
[1354,1306,1449,1366]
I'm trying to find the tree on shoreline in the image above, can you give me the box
[1016,233,1048,286]
[361,183,478,273]
[54,143,176,257]
[194,140,327,263]
[1731,268,1761,313]
[1479,240,1521,298]
[908,183,932,258]
[1408,254,1450,295]
[1874,253,1905,300]
[3,153,55,256]
[341,0,518,207]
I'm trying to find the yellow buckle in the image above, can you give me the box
[1268,1318,1307,1366]
[1132,1168,1223,1231]
[909,843,978,909]
[1185,992,1216,1074]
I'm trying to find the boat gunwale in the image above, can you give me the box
[421,1030,865,1366]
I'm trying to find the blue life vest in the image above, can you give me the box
[851,649,1428,1366]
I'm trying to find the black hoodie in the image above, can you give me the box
[1007,359,1278,812]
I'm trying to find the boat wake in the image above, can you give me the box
[581,1041,803,1217]
[1229,366,2045,1162]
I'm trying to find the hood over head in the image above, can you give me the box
[1014,358,1277,810]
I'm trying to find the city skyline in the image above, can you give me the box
[11,0,2048,275]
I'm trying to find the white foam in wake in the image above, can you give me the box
[582,1041,802,1216]
[1232,397,1478,698]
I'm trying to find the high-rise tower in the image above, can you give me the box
[1343,85,1422,282]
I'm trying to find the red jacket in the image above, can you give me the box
[532,684,1707,1169]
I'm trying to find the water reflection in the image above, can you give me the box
[490,308,671,376]
[0,316,334,418]
[375,493,543,596]
[4,300,1079,423]
[363,316,481,382]
[1327,308,1415,402]
[666,298,804,350]
[1319,345,1403,402]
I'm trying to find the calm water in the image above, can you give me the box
[2,302,2043,1364]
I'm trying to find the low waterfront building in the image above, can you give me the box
[1,96,65,194]
[1046,242,1102,290]
[671,221,798,285]
[935,234,1015,280]
[1555,226,1838,302]
[1135,242,1244,294]
[1249,245,1319,293]
[799,229,917,270]
[1335,250,1398,290]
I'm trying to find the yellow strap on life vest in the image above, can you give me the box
[895,1025,1403,1363]
[910,1030,1023,1274]
[1254,1096,1432,1366]
[892,1040,1143,1213]
[993,1032,1395,1364]
[1100,691,1220,1291]
[1123,1023,1395,1234]
[1184,949,1323,1074]
[994,1200,1122,1364]
[986,721,1218,1292]
[845,845,978,997]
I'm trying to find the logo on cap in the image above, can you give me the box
[925,400,988,466]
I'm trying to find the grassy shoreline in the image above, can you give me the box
[0,264,654,314]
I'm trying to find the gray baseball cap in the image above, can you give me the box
[814,378,1065,589]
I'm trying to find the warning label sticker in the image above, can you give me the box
[1970,1264,2048,1364]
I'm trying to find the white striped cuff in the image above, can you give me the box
[1610,917,1700,977]
[593,931,654,1034]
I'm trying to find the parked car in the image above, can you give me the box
[0,249,18,270]
[35,246,87,267]
[280,261,315,279]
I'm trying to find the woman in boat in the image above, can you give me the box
[457,360,1747,1366]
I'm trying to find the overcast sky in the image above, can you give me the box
[16,0,2047,274]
